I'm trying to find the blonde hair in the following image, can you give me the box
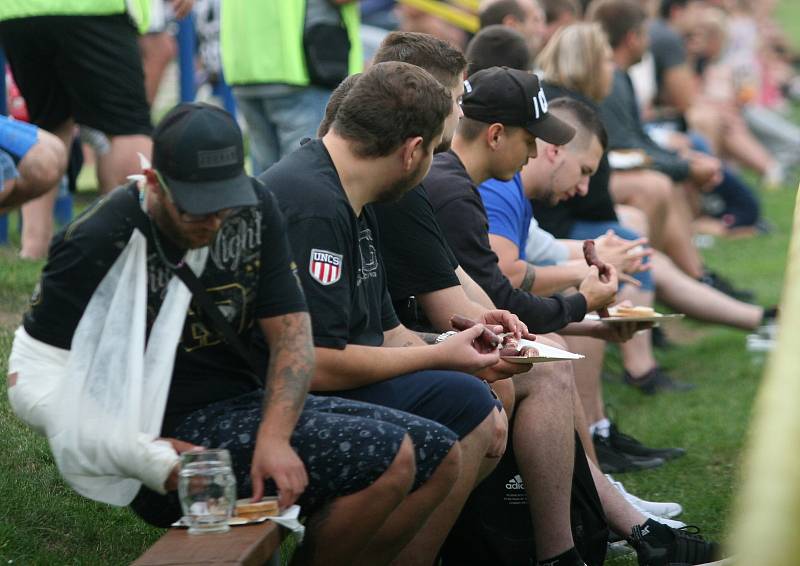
[536,22,611,102]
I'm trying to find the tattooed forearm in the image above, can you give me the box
[414,331,440,345]
[260,312,314,428]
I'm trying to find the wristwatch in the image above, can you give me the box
[434,330,458,343]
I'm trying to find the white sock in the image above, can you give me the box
[590,418,611,438]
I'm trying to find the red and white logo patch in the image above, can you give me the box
[309,248,343,285]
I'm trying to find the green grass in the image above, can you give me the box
[1,5,799,561]
[3,185,796,565]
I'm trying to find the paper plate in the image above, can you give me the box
[585,312,685,324]
[501,338,584,364]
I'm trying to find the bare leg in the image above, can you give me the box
[587,456,645,536]
[97,134,153,193]
[610,171,704,278]
[389,412,496,566]
[618,286,657,378]
[512,357,577,560]
[660,182,705,278]
[651,251,763,330]
[609,170,668,250]
[18,121,74,259]
[292,435,416,566]
[561,336,606,429]
[139,32,177,105]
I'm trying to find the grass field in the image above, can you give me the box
[1,10,799,566]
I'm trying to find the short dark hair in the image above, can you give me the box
[660,0,689,19]
[373,31,467,88]
[456,117,490,142]
[332,62,452,158]
[547,97,608,151]
[587,0,647,49]
[541,0,581,23]
[465,25,530,74]
[318,73,361,137]
[479,0,524,29]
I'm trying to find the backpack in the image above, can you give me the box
[440,430,609,566]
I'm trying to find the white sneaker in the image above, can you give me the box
[640,509,686,529]
[606,474,683,519]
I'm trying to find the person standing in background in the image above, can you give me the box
[221,0,362,175]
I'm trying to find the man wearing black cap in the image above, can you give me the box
[10,102,474,565]
[427,67,618,334]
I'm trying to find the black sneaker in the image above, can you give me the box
[608,422,686,461]
[593,433,665,473]
[623,367,695,395]
[629,519,719,566]
[699,269,755,303]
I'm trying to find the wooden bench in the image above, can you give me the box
[132,521,286,566]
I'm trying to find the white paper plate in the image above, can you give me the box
[585,312,685,324]
[501,338,584,364]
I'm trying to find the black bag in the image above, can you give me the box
[440,430,609,566]
[303,20,351,89]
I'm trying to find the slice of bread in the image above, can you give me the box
[612,305,656,317]
[235,497,280,519]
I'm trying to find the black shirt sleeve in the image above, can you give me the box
[434,190,587,334]
[23,189,136,349]
[253,188,309,319]
[373,186,461,303]
[600,71,690,182]
[283,215,353,349]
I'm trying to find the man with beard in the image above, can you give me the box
[259,61,507,565]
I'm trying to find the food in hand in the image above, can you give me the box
[236,497,279,520]
[610,305,656,318]
[450,314,501,349]
[582,240,611,318]
[499,334,539,358]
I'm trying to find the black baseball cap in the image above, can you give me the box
[461,67,576,146]
[152,102,257,215]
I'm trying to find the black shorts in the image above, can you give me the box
[130,392,458,527]
[320,370,501,439]
[0,14,152,136]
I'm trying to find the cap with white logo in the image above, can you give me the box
[461,67,576,146]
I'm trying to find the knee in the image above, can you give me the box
[535,361,575,398]
[381,435,416,497]
[616,205,650,237]
[641,172,673,205]
[18,132,67,190]
[435,441,462,485]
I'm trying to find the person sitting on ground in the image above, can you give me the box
[260,62,508,565]
[7,103,464,566]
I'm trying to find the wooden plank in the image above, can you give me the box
[132,522,284,566]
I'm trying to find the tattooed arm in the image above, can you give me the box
[250,312,314,506]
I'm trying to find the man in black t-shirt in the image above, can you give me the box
[8,103,467,566]
[262,62,508,565]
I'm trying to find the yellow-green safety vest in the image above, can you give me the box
[0,0,150,33]
[221,0,362,87]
